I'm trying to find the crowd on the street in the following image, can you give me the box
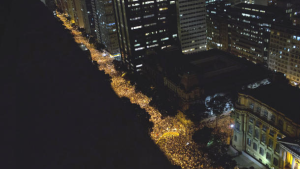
[57,13,232,169]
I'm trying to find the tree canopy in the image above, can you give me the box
[184,103,208,124]
[206,95,230,129]
[192,127,213,146]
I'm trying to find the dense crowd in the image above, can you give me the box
[57,13,233,169]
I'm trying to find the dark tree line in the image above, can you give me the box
[184,103,208,125]
[120,97,154,134]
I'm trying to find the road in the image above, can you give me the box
[57,12,233,169]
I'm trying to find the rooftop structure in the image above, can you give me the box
[240,83,300,124]
[143,49,272,109]
[233,83,300,169]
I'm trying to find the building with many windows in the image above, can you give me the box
[232,83,300,169]
[268,24,300,86]
[177,0,207,54]
[56,0,89,30]
[206,1,231,52]
[228,3,286,65]
[56,0,89,29]
[55,0,120,56]
[113,0,179,72]
[94,0,120,56]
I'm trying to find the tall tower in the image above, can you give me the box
[113,0,179,71]
[177,0,207,54]
[72,0,87,28]
[93,0,120,57]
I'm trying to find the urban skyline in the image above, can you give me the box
[10,0,300,169]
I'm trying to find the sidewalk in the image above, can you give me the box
[227,146,267,169]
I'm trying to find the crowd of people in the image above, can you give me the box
[200,114,233,140]
[57,13,232,169]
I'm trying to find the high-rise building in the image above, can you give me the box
[232,83,300,169]
[82,0,95,35]
[177,0,207,54]
[79,0,92,34]
[56,0,85,27]
[113,0,179,71]
[55,0,120,57]
[93,0,120,57]
[206,1,232,52]
[72,0,88,29]
[268,24,300,86]
[228,3,285,65]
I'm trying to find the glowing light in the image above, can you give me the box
[56,12,233,169]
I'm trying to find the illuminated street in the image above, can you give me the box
[57,13,233,169]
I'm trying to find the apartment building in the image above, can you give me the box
[232,84,300,169]
[206,1,231,52]
[93,0,120,56]
[268,24,300,86]
[228,3,285,65]
[55,0,120,56]
[56,0,89,29]
[177,0,207,54]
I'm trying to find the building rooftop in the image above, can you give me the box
[144,49,271,95]
[279,137,300,156]
[240,83,300,124]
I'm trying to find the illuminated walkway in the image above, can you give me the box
[57,13,215,169]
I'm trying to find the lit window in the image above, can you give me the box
[131,25,142,30]
[135,47,144,51]
[161,37,169,41]
[159,7,168,11]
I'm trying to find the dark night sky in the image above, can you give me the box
[1,1,179,168]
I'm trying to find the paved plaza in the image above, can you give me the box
[228,146,267,169]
